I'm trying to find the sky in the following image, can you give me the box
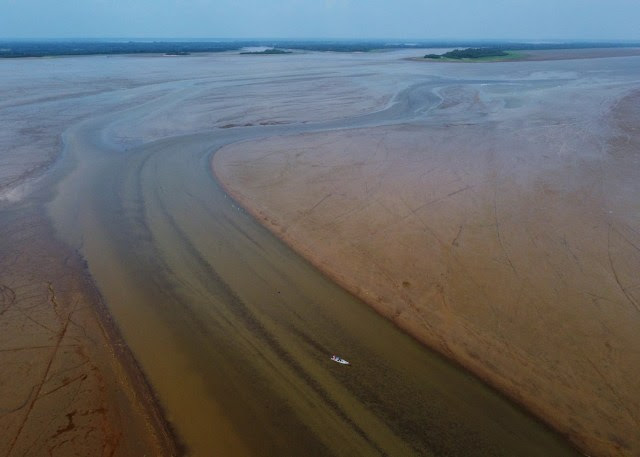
[1,0,639,41]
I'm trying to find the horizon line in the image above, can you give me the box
[1,37,640,43]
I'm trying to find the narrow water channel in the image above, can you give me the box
[47,80,581,456]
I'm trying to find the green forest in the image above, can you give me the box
[424,48,508,59]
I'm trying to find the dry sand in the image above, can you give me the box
[214,59,640,456]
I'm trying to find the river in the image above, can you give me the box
[41,51,584,456]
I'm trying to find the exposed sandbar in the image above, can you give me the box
[213,80,640,457]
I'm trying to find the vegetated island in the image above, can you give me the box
[240,48,292,55]
[424,47,519,61]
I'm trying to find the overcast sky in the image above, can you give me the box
[1,0,639,41]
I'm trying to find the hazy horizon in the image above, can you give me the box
[2,0,639,41]
[2,37,639,44]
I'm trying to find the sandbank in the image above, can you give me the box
[213,78,640,456]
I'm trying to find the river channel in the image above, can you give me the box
[43,54,582,456]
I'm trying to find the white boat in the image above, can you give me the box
[331,355,351,365]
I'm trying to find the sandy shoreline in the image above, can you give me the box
[212,76,640,457]
[88,264,183,456]
[0,201,179,456]
[212,169,586,448]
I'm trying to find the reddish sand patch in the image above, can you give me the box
[0,205,178,456]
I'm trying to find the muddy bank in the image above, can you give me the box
[0,55,193,457]
[213,76,640,456]
[0,200,178,456]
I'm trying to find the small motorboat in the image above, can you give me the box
[331,355,351,365]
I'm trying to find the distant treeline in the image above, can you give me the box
[239,48,292,55]
[425,48,508,59]
[1,40,638,58]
